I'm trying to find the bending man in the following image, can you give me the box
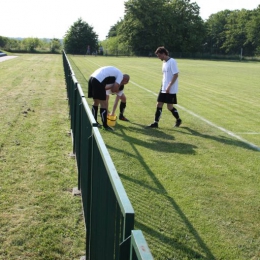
[88,66,130,130]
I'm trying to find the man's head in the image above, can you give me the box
[155,46,169,61]
[122,74,130,85]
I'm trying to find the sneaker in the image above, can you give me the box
[148,122,158,128]
[174,119,182,127]
[102,126,114,131]
[119,115,129,121]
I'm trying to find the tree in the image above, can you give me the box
[167,0,206,53]
[0,36,9,48]
[204,10,231,54]
[50,38,62,53]
[22,38,40,52]
[107,20,123,38]
[100,36,131,56]
[119,0,205,56]
[205,6,260,56]
[63,18,98,54]
[245,5,260,55]
[119,0,169,55]
[222,9,253,55]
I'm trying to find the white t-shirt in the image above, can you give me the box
[161,58,179,94]
[91,66,123,85]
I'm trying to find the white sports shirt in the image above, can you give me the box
[91,66,123,85]
[161,58,179,94]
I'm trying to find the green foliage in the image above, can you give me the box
[104,1,260,57]
[204,10,231,54]
[22,37,41,52]
[50,38,62,53]
[246,6,260,55]
[107,20,123,38]
[222,9,253,55]
[0,36,61,53]
[2,2,260,57]
[0,36,21,50]
[63,18,98,54]
[119,0,169,55]
[100,36,132,56]
[0,35,9,48]
[205,6,260,56]
[118,0,205,55]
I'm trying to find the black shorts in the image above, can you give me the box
[157,92,177,104]
[88,77,106,100]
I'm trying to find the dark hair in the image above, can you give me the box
[155,46,169,56]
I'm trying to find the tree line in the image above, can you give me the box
[1,0,259,57]
[104,0,260,57]
[0,36,62,53]
[62,0,260,57]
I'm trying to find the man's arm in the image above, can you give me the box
[110,95,120,115]
[166,73,178,93]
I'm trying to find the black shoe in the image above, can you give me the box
[96,122,102,128]
[148,122,158,128]
[174,119,182,127]
[119,115,129,121]
[102,126,114,131]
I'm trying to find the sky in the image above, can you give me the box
[0,0,259,41]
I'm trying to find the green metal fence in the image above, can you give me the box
[62,51,153,260]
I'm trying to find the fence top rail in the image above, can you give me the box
[81,97,97,126]
[131,230,154,260]
[71,76,85,101]
[63,50,75,76]
[76,82,85,98]
[71,74,77,83]
[92,127,135,215]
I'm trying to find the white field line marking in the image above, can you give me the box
[130,81,260,151]
[84,59,103,68]
[235,132,260,135]
[84,58,260,151]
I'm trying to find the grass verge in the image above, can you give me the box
[0,54,85,260]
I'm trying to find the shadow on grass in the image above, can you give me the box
[105,121,259,258]
[177,126,259,152]
[106,124,215,259]
[123,122,259,152]
[120,170,216,259]
[112,122,197,155]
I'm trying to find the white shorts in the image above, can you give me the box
[106,89,124,97]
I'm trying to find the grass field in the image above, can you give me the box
[0,54,85,259]
[69,55,260,260]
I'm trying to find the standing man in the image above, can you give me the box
[87,45,90,55]
[88,66,130,130]
[148,46,182,128]
[106,84,129,121]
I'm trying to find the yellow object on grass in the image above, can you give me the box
[107,114,117,127]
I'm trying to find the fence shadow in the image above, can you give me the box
[176,126,259,152]
[106,127,216,260]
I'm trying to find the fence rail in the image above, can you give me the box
[62,50,153,260]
